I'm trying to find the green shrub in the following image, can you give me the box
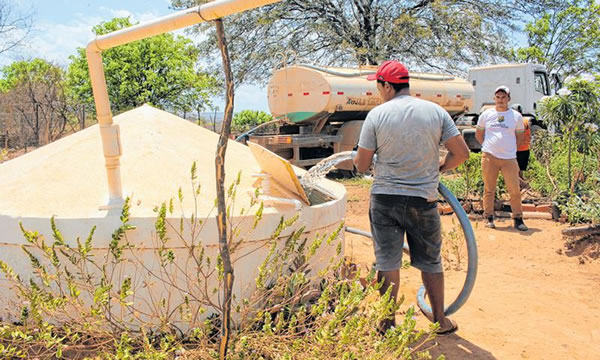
[537,75,600,196]
[458,152,483,198]
[439,175,466,200]
[232,110,273,133]
[527,134,599,198]
[559,191,600,225]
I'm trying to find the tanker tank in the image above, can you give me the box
[268,64,475,125]
[0,105,346,328]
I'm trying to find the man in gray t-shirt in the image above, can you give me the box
[354,60,469,335]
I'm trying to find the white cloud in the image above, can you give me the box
[2,7,179,67]
[108,9,134,19]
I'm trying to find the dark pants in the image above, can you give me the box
[369,194,442,273]
[516,150,530,171]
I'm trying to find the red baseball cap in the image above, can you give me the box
[367,60,410,84]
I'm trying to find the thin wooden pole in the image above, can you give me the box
[214,17,235,360]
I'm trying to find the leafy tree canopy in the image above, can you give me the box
[66,17,220,114]
[0,58,72,146]
[0,58,63,92]
[516,0,600,80]
[232,109,273,132]
[172,0,548,84]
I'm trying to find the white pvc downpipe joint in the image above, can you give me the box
[86,0,282,209]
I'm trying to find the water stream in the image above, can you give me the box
[299,151,354,204]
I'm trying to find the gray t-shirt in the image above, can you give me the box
[358,94,460,201]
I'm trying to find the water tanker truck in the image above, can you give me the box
[247,63,550,170]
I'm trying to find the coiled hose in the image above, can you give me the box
[345,182,478,316]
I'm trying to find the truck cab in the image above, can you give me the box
[469,63,550,116]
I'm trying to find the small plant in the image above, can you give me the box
[458,152,483,200]
[441,219,466,271]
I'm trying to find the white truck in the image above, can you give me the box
[247,63,550,170]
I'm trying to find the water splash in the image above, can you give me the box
[300,151,354,189]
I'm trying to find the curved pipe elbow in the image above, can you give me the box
[86,37,102,54]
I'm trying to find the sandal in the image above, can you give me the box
[435,319,458,336]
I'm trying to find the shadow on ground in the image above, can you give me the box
[424,334,497,359]
[564,234,600,262]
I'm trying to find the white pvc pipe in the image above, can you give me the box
[86,0,282,209]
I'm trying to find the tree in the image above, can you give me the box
[516,0,600,79]
[0,58,72,148]
[232,110,273,132]
[0,0,33,56]
[172,0,547,84]
[537,75,600,193]
[66,17,219,115]
[213,17,235,360]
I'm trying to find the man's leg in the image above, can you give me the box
[369,194,405,331]
[377,269,400,329]
[482,153,500,226]
[422,272,456,333]
[377,269,400,302]
[501,159,528,231]
[403,200,457,334]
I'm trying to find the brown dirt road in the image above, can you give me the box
[343,184,600,360]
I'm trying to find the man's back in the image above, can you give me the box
[358,95,459,201]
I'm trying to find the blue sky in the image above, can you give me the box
[2,0,269,112]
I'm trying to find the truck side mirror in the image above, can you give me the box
[550,73,563,94]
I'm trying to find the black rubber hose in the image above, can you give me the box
[417,182,478,316]
[234,119,281,143]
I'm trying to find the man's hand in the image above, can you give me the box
[440,135,470,173]
[353,146,375,173]
[475,127,484,145]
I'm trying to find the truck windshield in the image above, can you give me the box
[534,71,550,95]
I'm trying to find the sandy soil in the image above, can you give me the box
[343,184,600,360]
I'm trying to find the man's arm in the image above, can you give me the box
[475,112,486,145]
[516,131,525,148]
[440,135,470,172]
[475,127,485,145]
[353,147,375,173]
[515,114,526,148]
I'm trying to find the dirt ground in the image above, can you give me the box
[342,184,600,360]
